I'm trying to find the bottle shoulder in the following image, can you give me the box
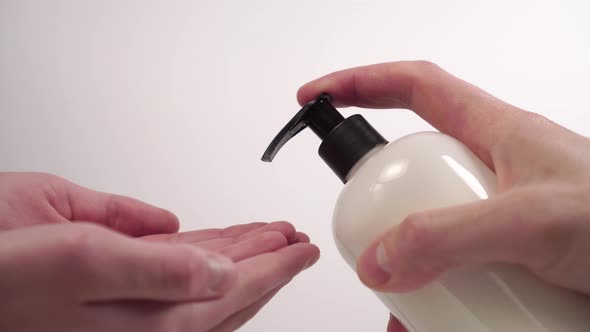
[347,131,491,182]
[335,130,496,218]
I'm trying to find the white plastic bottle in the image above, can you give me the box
[262,94,590,331]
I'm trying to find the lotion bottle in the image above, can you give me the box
[262,94,590,332]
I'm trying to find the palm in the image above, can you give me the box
[142,221,309,260]
[139,222,315,331]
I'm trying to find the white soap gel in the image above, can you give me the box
[263,94,590,332]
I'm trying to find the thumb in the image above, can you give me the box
[388,314,408,332]
[53,175,179,236]
[356,186,574,292]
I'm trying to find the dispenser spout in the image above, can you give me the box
[262,93,387,183]
[261,94,343,162]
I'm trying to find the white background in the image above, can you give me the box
[1,1,589,331]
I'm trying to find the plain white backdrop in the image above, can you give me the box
[1,0,589,331]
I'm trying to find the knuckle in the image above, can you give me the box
[390,212,450,281]
[159,305,207,332]
[56,224,104,265]
[37,172,71,191]
[396,212,436,257]
[157,247,205,295]
[528,225,574,274]
[533,200,574,241]
[405,60,444,102]
[513,190,558,235]
[520,110,550,126]
[29,171,62,182]
[136,305,199,332]
[412,60,441,72]
[508,189,576,272]
[268,221,296,237]
[273,220,295,231]
[105,198,122,228]
[250,277,271,299]
[60,224,97,250]
[512,110,556,138]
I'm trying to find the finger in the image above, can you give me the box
[294,231,310,243]
[145,223,298,259]
[180,229,290,254]
[209,282,288,332]
[168,243,320,330]
[204,243,319,320]
[297,61,521,168]
[141,221,297,245]
[235,221,297,244]
[388,314,408,332]
[190,238,236,251]
[357,186,576,292]
[217,231,289,262]
[64,224,238,302]
[53,177,179,236]
[191,230,304,252]
[141,222,267,243]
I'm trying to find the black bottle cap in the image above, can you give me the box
[262,94,388,183]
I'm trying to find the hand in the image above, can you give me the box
[298,60,590,332]
[0,221,319,332]
[0,172,179,236]
[387,314,406,332]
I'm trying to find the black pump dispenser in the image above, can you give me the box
[262,94,388,183]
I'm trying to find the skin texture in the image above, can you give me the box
[0,172,319,332]
[298,60,590,331]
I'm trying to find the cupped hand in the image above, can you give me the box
[0,221,319,332]
[299,60,590,331]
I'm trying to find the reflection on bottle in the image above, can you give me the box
[442,155,489,199]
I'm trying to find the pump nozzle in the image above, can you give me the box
[262,94,343,162]
[262,94,388,183]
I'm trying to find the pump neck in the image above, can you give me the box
[262,94,388,184]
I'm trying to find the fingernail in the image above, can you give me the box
[358,241,392,288]
[206,254,237,294]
